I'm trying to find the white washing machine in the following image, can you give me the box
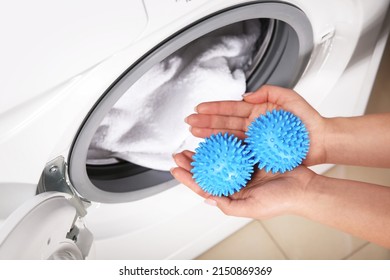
[0,0,389,259]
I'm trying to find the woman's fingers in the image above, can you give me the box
[186,113,249,138]
[181,150,195,159]
[190,127,247,139]
[195,100,254,117]
[173,150,193,172]
[171,167,210,198]
[170,153,213,199]
[172,152,210,197]
[172,151,208,197]
[172,151,258,216]
[188,102,276,137]
[170,165,251,209]
[186,114,249,131]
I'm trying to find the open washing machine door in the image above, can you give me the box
[0,157,93,260]
[1,0,388,260]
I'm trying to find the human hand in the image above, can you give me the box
[171,150,317,219]
[185,85,327,166]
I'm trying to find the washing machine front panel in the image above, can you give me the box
[0,0,389,260]
[0,0,148,115]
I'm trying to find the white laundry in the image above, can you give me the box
[88,20,261,171]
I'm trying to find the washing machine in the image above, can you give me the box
[0,0,389,259]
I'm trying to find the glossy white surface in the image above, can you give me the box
[0,192,79,259]
[0,0,388,259]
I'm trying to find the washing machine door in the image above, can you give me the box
[0,191,93,259]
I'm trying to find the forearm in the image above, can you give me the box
[324,113,390,167]
[295,174,390,248]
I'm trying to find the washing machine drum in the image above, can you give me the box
[68,2,313,203]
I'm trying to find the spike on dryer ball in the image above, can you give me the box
[191,133,254,197]
[245,109,310,173]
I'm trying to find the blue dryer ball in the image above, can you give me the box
[191,132,254,197]
[245,109,310,173]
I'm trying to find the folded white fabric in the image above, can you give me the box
[88,20,261,171]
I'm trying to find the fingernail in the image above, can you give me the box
[242,91,254,97]
[172,153,177,158]
[184,116,188,123]
[170,167,175,174]
[204,199,217,206]
[194,106,198,112]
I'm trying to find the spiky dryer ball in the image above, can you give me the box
[191,133,254,196]
[245,109,310,173]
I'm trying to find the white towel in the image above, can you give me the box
[88,20,261,171]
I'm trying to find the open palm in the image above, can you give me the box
[171,150,316,219]
[185,85,326,166]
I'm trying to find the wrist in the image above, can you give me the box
[322,116,349,165]
[303,115,328,166]
[284,167,321,216]
[321,117,333,164]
